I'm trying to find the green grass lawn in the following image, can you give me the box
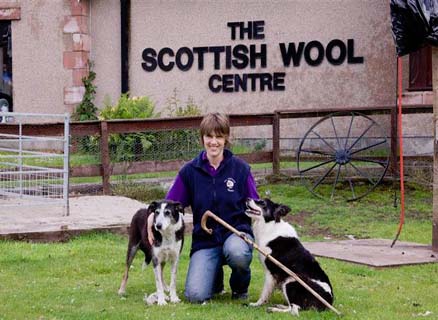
[0,182,437,319]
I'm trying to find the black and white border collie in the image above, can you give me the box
[118,200,185,305]
[245,198,333,316]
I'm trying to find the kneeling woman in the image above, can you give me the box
[166,112,259,303]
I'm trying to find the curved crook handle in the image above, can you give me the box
[201,210,214,235]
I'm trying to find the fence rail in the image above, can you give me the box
[0,105,432,194]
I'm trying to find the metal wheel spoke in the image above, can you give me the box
[330,164,342,199]
[297,111,389,201]
[300,148,335,157]
[347,121,375,151]
[350,156,388,167]
[349,162,376,185]
[330,116,341,149]
[310,162,337,191]
[344,113,355,149]
[300,157,336,173]
[310,130,337,152]
[349,140,387,156]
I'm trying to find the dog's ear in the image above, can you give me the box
[147,201,158,214]
[176,202,185,215]
[273,204,291,222]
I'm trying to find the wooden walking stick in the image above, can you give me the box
[201,210,341,316]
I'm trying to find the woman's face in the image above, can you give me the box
[203,132,226,159]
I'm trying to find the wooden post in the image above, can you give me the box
[100,121,111,195]
[272,112,280,175]
[433,47,438,252]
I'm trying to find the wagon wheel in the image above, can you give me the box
[297,111,390,201]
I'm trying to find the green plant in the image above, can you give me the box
[99,94,157,162]
[111,180,166,202]
[100,94,155,120]
[72,62,98,122]
[165,88,201,117]
[254,139,267,151]
[144,89,202,161]
[71,62,99,154]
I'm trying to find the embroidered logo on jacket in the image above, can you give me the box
[224,178,236,192]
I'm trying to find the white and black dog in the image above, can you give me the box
[118,200,185,305]
[245,198,333,316]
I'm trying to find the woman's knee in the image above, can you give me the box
[184,248,221,303]
[224,235,253,268]
[184,287,211,303]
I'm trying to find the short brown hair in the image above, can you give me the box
[200,113,230,146]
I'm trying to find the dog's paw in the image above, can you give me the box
[249,302,263,307]
[290,304,300,316]
[117,288,126,296]
[170,295,181,303]
[144,293,157,305]
[157,298,168,306]
[266,304,300,316]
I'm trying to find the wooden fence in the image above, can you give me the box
[0,105,432,194]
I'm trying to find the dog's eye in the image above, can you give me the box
[164,210,171,216]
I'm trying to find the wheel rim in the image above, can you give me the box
[297,111,390,201]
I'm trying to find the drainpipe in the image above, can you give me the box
[121,0,130,94]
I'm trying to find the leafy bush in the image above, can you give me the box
[87,90,203,163]
[72,62,98,122]
[149,90,202,160]
[100,94,155,120]
[72,62,99,154]
[165,89,200,117]
[100,94,157,162]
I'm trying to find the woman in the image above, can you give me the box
[166,112,259,303]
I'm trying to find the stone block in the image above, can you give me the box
[402,92,423,106]
[63,16,88,34]
[70,0,89,16]
[72,33,90,52]
[63,51,89,69]
[64,86,85,105]
[0,7,21,20]
[423,91,433,105]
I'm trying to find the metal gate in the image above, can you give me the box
[0,112,70,215]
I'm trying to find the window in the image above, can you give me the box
[409,46,432,91]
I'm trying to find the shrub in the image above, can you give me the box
[72,62,98,122]
[100,94,155,120]
[100,94,157,162]
[72,62,99,154]
[98,91,202,162]
[149,90,202,160]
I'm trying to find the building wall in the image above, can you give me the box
[3,0,422,121]
[128,0,397,115]
[12,0,71,114]
[90,0,121,109]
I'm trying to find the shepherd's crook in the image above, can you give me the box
[201,210,341,316]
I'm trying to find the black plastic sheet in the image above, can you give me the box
[390,0,438,56]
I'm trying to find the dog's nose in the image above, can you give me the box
[155,223,162,230]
